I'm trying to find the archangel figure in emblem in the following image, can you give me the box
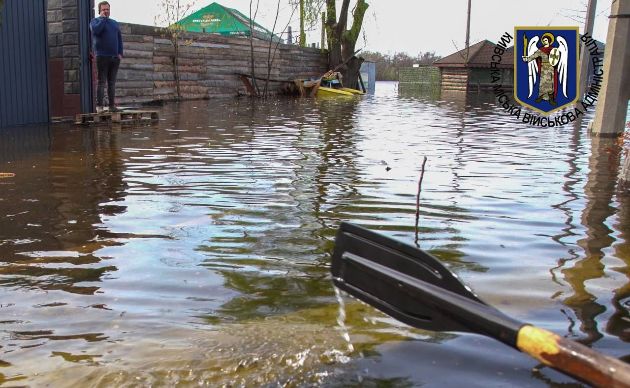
[521,32,569,106]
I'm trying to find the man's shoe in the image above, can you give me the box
[96,106,104,113]
[109,106,121,113]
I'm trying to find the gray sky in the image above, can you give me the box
[104,0,613,57]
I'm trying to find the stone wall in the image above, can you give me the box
[116,23,328,104]
[47,0,82,116]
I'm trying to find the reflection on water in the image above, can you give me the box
[0,81,628,386]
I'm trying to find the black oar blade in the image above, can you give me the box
[331,222,487,333]
[331,227,630,387]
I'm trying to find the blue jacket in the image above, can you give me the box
[90,17,123,57]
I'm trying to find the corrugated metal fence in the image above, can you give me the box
[0,0,49,128]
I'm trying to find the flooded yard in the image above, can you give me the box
[0,82,628,386]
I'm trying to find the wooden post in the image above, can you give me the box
[287,26,293,44]
[589,0,630,136]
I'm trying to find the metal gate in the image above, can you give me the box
[0,0,49,128]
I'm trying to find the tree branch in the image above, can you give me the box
[337,0,350,35]
[343,0,368,46]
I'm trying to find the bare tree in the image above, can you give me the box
[248,0,261,96]
[247,0,298,98]
[263,0,298,96]
[155,0,196,100]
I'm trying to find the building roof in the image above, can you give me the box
[434,40,514,69]
[176,2,281,42]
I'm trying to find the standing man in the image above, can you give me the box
[90,1,123,113]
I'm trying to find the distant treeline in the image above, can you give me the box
[361,51,442,81]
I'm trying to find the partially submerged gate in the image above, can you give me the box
[0,0,49,128]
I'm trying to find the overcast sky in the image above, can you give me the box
[103,0,613,57]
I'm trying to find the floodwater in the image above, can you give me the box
[0,82,628,387]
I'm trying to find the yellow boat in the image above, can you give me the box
[316,86,364,97]
[340,87,365,95]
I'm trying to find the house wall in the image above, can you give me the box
[440,68,469,94]
[115,23,328,104]
[468,68,513,90]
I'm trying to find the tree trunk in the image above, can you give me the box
[325,0,368,87]
[343,57,363,89]
[325,0,342,68]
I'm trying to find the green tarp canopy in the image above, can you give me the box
[176,2,281,42]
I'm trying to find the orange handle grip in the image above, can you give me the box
[517,325,630,387]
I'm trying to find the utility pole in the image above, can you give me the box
[578,0,597,98]
[590,0,630,136]
[465,0,471,61]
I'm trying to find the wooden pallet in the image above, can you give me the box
[111,110,159,124]
[75,110,159,125]
[75,112,113,125]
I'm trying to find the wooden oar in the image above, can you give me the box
[331,222,630,387]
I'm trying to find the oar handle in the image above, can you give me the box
[517,325,630,387]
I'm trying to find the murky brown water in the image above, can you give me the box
[1,82,629,387]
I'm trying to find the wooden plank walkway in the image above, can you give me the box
[75,110,159,126]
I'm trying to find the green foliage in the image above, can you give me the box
[362,51,442,81]
[290,0,325,32]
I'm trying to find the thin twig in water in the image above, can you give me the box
[249,0,261,95]
[414,156,428,245]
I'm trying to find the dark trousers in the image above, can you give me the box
[96,56,120,107]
